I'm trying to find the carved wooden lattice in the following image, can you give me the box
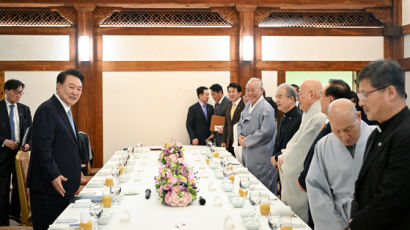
[0,8,73,27]
[100,9,232,27]
[259,12,383,28]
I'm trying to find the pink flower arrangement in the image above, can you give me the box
[158,142,185,165]
[155,144,198,207]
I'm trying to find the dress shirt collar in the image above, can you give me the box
[232,97,241,106]
[5,99,16,108]
[54,93,70,113]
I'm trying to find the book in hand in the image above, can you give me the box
[21,127,30,147]
[210,115,225,131]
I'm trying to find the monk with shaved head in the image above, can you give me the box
[277,79,326,222]
[306,99,374,230]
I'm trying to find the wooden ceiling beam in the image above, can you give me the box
[0,0,392,10]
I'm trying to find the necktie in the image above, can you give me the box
[215,102,220,112]
[230,103,236,120]
[67,109,76,135]
[9,105,15,141]
[202,104,207,120]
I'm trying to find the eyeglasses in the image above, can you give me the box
[13,90,24,96]
[357,85,390,100]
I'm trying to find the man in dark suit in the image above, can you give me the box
[221,83,245,156]
[0,79,31,225]
[210,84,230,146]
[27,69,84,230]
[349,60,410,230]
[186,86,214,145]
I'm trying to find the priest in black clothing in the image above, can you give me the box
[271,84,302,179]
[349,59,410,230]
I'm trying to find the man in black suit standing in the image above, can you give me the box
[349,59,410,230]
[0,79,31,225]
[210,84,230,146]
[27,69,84,230]
[221,83,245,156]
[186,86,214,145]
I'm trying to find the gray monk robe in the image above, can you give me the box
[237,96,277,193]
[279,100,326,222]
[306,121,374,230]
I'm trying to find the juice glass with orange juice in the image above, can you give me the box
[80,212,92,230]
[105,177,114,187]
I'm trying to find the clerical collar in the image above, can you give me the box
[283,106,298,118]
[378,106,409,133]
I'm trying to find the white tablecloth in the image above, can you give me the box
[50,146,311,230]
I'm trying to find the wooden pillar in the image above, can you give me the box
[277,71,286,86]
[236,4,257,91]
[382,0,403,60]
[73,3,103,167]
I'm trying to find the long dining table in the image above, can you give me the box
[49,145,311,230]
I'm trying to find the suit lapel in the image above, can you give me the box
[206,104,213,121]
[51,96,78,143]
[233,100,245,122]
[17,103,25,139]
[0,100,11,134]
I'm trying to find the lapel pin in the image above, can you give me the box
[378,142,382,147]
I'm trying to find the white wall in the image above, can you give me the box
[262,36,384,61]
[5,71,58,115]
[0,35,69,61]
[406,72,410,107]
[405,35,410,58]
[403,0,410,26]
[102,71,230,162]
[261,71,278,98]
[103,35,230,61]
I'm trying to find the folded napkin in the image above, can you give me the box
[48,224,70,230]
[72,199,91,208]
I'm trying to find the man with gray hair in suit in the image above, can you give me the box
[237,78,277,193]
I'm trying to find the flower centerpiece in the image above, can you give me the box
[158,142,185,165]
[155,144,198,207]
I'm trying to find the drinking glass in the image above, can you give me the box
[280,215,293,230]
[260,195,271,216]
[89,202,103,220]
[239,176,250,198]
[80,211,92,230]
[111,184,122,203]
[249,191,261,215]
[102,189,112,208]
[268,211,280,230]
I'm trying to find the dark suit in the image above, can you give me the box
[213,96,230,146]
[350,107,410,230]
[186,102,214,145]
[78,132,93,176]
[27,95,81,230]
[222,99,245,155]
[0,100,31,225]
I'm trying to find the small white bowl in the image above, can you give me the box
[243,217,260,230]
[231,197,245,208]
[119,175,129,183]
[240,209,255,219]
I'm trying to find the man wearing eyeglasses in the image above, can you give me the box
[349,59,410,230]
[0,79,32,225]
